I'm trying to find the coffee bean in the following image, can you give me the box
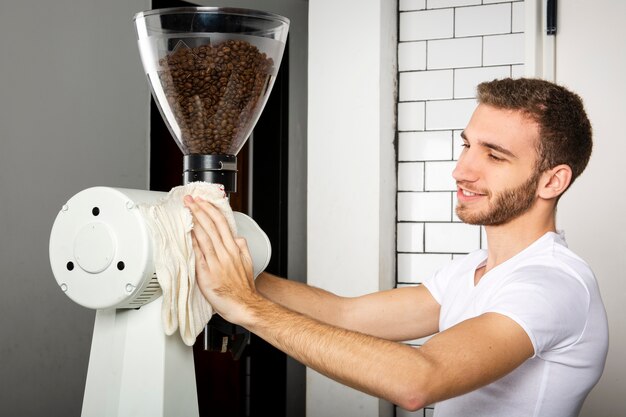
[157,40,274,155]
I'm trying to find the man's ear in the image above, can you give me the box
[538,164,572,200]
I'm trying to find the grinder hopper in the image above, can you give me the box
[134,7,290,191]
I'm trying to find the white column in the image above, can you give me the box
[307,0,397,416]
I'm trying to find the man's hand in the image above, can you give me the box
[184,195,259,325]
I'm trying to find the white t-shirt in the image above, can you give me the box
[422,231,608,417]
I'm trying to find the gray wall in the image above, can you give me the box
[0,1,151,415]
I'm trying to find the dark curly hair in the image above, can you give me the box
[476,78,593,189]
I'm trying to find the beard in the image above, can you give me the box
[456,170,542,226]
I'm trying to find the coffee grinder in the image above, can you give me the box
[135,6,289,357]
[48,7,289,417]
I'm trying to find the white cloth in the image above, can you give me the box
[422,231,609,417]
[138,182,237,346]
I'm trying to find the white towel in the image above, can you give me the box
[138,182,237,346]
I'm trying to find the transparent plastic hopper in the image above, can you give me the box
[135,7,289,189]
[48,7,289,417]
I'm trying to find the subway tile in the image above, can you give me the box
[400,0,426,11]
[452,193,461,221]
[398,131,453,161]
[397,222,425,252]
[397,253,453,283]
[426,98,477,130]
[483,33,525,66]
[426,0,480,8]
[398,192,451,221]
[452,129,464,160]
[398,101,426,131]
[425,222,481,253]
[399,41,427,71]
[483,0,516,3]
[455,3,511,37]
[400,70,454,101]
[511,64,525,78]
[398,162,425,191]
[512,1,525,33]
[425,161,457,191]
[454,66,511,98]
[427,37,482,70]
[400,9,454,41]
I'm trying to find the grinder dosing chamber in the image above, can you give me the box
[134,7,290,190]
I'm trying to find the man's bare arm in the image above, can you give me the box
[256,272,440,342]
[240,295,533,411]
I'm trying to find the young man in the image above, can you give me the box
[184,78,609,416]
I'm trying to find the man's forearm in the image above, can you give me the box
[241,294,433,411]
[256,272,349,326]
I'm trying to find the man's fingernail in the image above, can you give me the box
[184,195,194,204]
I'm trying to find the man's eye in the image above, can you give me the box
[461,143,469,149]
[488,154,503,161]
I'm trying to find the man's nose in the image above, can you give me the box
[452,152,478,183]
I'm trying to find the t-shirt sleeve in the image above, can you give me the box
[421,262,455,305]
[484,264,590,357]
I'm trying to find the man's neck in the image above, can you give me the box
[482,206,556,273]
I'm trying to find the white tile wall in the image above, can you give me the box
[425,161,457,191]
[398,131,452,161]
[452,129,464,160]
[398,192,451,222]
[511,63,525,78]
[427,37,482,69]
[425,222,482,253]
[452,194,461,221]
[397,253,453,283]
[400,9,454,41]
[454,66,511,98]
[455,3,511,37]
[398,41,427,71]
[397,222,425,252]
[512,1,525,33]
[427,0,480,8]
[397,0,524,248]
[399,0,426,11]
[400,70,454,101]
[426,98,477,130]
[398,101,426,131]
[483,33,525,65]
[398,162,425,191]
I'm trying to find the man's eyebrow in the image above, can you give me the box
[459,131,518,159]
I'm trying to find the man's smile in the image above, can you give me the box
[457,185,488,202]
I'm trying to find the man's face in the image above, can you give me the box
[453,104,542,226]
